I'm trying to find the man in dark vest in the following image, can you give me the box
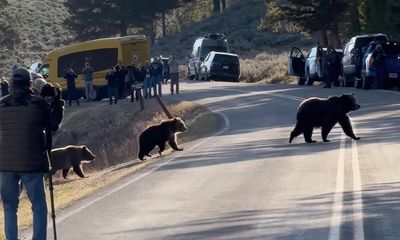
[0,68,64,240]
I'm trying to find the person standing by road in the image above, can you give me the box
[64,68,80,106]
[82,62,94,101]
[323,48,338,88]
[150,57,163,97]
[114,60,125,99]
[369,44,385,89]
[0,68,64,240]
[0,77,9,97]
[168,55,180,95]
[106,67,118,105]
[142,61,152,99]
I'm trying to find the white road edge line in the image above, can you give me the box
[328,134,346,240]
[352,139,365,240]
[53,112,231,224]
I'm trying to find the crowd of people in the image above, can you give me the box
[62,55,180,109]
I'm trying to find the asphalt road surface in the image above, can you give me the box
[24,81,400,240]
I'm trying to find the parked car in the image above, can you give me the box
[288,46,342,86]
[200,51,240,82]
[341,33,389,87]
[190,33,229,80]
[357,40,400,89]
[187,56,196,80]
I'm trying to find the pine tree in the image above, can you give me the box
[64,0,193,41]
[263,0,348,48]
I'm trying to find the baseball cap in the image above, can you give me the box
[12,68,31,86]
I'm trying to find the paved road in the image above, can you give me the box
[26,81,400,239]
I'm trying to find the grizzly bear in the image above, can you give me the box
[138,117,188,160]
[50,145,96,179]
[289,94,361,143]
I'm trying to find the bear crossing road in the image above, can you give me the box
[289,94,361,143]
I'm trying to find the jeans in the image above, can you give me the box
[143,77,151,98]
[108,86,118,104]
[373,65,385,89]
[0,172,47,240]
[67,88,79,106]
[170,72,180,94]
[84,81,93,101]
[151,75,162,96]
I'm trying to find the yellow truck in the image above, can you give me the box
[38,35,150,100]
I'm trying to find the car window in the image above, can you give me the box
[212,54,239,64]
[200,46,228,58]
[355,36,388,50]
[383,43,400,56]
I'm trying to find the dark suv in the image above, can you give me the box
[200,51,240,82]
[341,33,389,87]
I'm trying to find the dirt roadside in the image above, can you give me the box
[0,96,224,238]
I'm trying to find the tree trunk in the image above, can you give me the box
[213,0,220,14]
[221,0,226,10]
[119,19,128,37]
[318,30,328,47]
[327,0,341,48]
[162,10,166,37]
[327,21,342,48]
[148,20,156,45]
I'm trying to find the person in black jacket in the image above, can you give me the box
[64,68,80,106]
[125,63,144,110]
[106,67,118,105]
[0,68,64,240]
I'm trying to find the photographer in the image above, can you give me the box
[0,68,64,240]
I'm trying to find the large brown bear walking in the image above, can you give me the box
[138,117,188,160]
[50,145,96,178]
[289,94,361,143]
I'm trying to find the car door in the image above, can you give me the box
[289,47,305,77]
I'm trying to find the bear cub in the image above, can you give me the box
[289,93,361,143]
[50,145,96,179]
[138,117,188,160]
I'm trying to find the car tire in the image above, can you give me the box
[355,78,362,89]
[305,69,314,86]
[342,73,355,87]
[298,76,306,85]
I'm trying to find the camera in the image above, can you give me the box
[31,72,62,99]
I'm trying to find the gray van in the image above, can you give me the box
[189,33,229,80]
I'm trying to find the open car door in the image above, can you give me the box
[288,47,305,77]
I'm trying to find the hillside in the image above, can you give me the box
[152,0,313,83]
[0,0,313,83]
[0,0,73,75]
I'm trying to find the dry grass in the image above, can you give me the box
[0,0,73,76]
[239,51,294,83]
[0,99,223,239]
